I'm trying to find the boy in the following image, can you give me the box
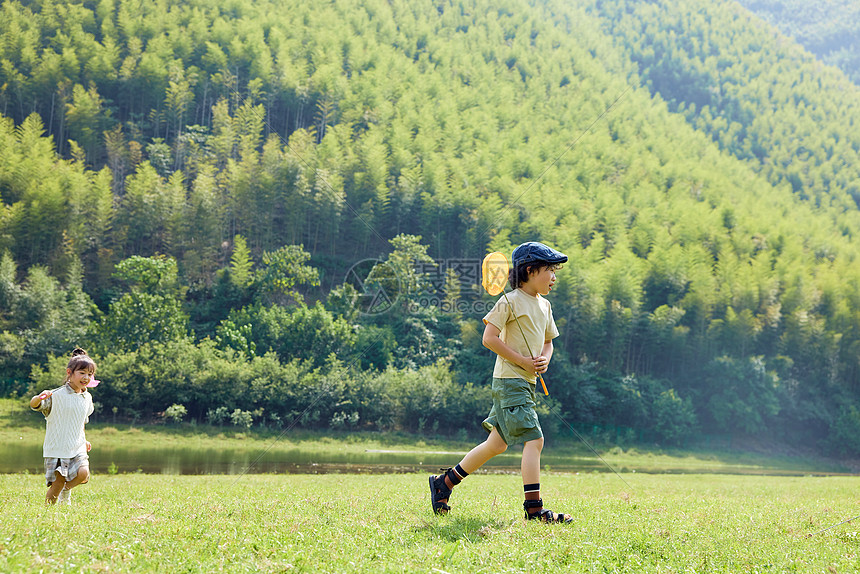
[429,241,572,522]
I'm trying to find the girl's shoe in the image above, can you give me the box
[58,488,72,506]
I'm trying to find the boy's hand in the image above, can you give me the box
[533,355,550,374]
[514,355,535,372]
[37,390,52,401]
[86,441,91,452]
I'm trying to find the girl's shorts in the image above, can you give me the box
[44,454,89,487]
[481,377,543,446]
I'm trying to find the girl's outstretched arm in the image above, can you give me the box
[29,390,51,410]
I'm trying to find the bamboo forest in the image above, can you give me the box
[3,0,860,453]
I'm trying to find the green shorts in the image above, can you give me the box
[481,377,543,446]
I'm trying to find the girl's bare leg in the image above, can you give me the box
[45,467,89,504]
[63,467,89,490]
[45,475,66,504]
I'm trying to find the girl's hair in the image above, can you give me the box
[66,347,97,377]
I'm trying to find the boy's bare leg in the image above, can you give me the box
[458,427,508,474]
[521,437,571,522]
[430,428,509,514]
[522,437,544,484]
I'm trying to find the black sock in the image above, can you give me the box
[444,464,469,489]
[524,483,541,514]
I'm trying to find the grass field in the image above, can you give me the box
[4,397,860,572]
[2,471,860,572]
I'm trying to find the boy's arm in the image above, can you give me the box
[535,340,554,374]
[482,322,535,372]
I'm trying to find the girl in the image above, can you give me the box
[30,348,99,505]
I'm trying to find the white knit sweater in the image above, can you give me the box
[34,384,94,458]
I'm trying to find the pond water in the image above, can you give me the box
[1,443,843,476]
[3,443,612,475]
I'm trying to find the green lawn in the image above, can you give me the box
[2,472,859,572]
[3,397,860,572]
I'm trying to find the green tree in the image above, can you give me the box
[652,388,697,445]
[703,356,781,434]
[226,302,355,368]
[0,251,20,324]
[64,83,106,162]
[112,255,182,296]
[97,256,188,353]
[229,234,254,288]
[366,234,435,310]
[257,244,320,305]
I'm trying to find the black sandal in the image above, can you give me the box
[524,499,573,523]
[429,470,453,515]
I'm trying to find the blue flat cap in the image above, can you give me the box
[512,242,568,267]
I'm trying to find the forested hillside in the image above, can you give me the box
[3,0,860,453]
[592,0,860,212]
[737,0,860,86]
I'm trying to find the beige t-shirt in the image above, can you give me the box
[482,289,560,383]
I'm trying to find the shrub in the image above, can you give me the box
[164,404,187,423]
[207,406,229,425]
[826,406,860,456]
[652,389,697,444]
[230,409,254,428]
[330,411,360,429]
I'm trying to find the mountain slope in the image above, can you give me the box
[737,0,860,85]
[588,0,860,213]
[2,0,860,444]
